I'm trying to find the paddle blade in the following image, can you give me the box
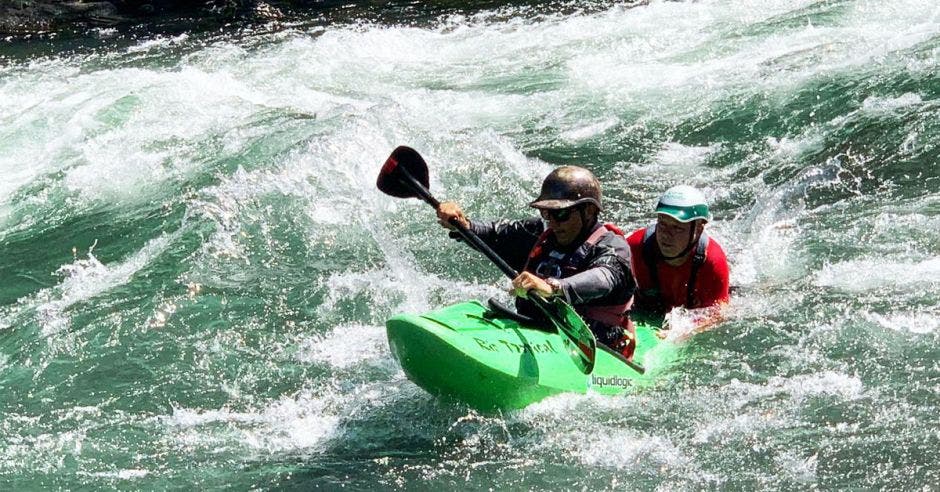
[377,145,431,198]
[540,297,596,374]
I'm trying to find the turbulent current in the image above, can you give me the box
[1,0,938,489]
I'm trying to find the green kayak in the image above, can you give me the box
[386,300,676,409]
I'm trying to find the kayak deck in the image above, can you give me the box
[386,300,675,409]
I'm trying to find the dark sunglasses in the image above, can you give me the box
[540,206,578,222]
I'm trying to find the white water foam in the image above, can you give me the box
[570,430,689,471]
[316,267,504,323]
[85,469,150,480]
[28,234,175,335]
[862,311,940,335]
[703,370,864,418]
[513,394,726,485]
[564,0,940,119]
[165,397,341,453]
[0,404,159,479]
[733,156,863,286]
[815,257,940,292]
[0,426,87,475]
[861,92,925,113]
[3,0,936,240]
[125,33,190,54]
[559,117,620,143]
[652,142,722,173]
[774,451,818,485]
[161,374,415,456]
[681,370,863,462]
[295,323,390,369]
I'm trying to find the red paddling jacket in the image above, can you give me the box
[626,224,730,316]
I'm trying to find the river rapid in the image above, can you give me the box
[1,0,938,489]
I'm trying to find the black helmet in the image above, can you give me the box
[529,166,603,210]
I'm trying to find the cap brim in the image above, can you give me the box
[656,205,706,223]
[529,198,580,210]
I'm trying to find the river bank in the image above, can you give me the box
[0,0,643,38]
[0,0,305,36]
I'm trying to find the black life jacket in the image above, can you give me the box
[523,223,632,330]
[640,223,709,310]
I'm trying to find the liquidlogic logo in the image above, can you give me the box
[590,375,632,389]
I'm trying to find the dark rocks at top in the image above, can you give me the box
[0,0,302,36]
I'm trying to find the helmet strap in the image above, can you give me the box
[578,206,598,236]
[555,206,597,248]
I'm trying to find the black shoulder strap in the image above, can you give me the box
[685,232,709,308]
[641,224,660,294]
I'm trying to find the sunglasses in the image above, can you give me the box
[540,206,578,222]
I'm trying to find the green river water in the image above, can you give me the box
[1,0,938,489]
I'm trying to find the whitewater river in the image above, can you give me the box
[1,0,938,488]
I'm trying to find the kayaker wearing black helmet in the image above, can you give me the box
[437,166,637,358]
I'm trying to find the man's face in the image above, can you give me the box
[655,214,696,257]
[541,206,584,246]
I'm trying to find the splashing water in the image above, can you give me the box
[1,0,938,488]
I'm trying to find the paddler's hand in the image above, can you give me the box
[437,201,470,230]
[510,272,556,299]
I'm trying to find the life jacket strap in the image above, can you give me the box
[525,223,632,331]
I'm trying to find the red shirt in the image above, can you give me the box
[626,227,730,312]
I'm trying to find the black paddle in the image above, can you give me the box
[377,145,597,374]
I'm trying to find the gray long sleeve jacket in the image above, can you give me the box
[460,217,636,313]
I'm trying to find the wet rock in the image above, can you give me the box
[0,1,126,34]
[0,0,279,35]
